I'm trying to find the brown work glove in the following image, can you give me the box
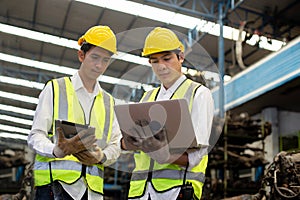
[121,130,143,150]
[133,120,170,164]
[141,128,170,164]
[73,147,104,166]
[53,127,97,158]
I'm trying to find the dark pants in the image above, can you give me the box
[34,182,88,200]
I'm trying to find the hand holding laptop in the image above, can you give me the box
[123,119,171,163]
[122,131,143,150]
[121,119,162,150]
[140,126,170,164]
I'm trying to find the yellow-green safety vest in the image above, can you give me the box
[33,77,114,194]
[128,78,208,200]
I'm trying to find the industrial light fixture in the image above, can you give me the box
[0,23,150,66]
[0,104,35,116]
[0,114,32,126]
[0,91,38,104]
[0,114,31,140]
[267,37,272,45]
[0,52,146,89]
[0,75,44,90]
[0,132,29,141]
[75,0,283,51]
[224,75,232,82]
[0,104,35,138]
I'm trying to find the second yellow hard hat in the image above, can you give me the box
[142,27,184,57]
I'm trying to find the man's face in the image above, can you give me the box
[78,46,112,81]
[149,51,183,89]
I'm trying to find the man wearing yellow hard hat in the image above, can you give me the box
[121,27,214,199]
[28,25,121,200]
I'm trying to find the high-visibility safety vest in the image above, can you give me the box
[128,78,208,200]
[33,77,114,194]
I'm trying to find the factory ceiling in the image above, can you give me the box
[0,0,300,141]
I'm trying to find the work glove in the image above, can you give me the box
[134,120,171,164]
[121,130,143,150]
[141,128,170,164]
[53,127,97,158]
[73,146,104,166]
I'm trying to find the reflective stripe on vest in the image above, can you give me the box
[131,169,205,183]
[129,78,207,199]
[34,77,113,194]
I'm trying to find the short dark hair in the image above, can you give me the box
[80,42,114,56]
[80,42,95,54]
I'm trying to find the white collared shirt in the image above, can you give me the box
[28,72,121,199]
[137,75,214,199]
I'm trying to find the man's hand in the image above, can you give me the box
[121,131,142,150]
[121,119,171,163]
[73,147,104,166]
[53,127,97,157]
[141,129,167,152]
[133,119,171,164]
[141,128,171,164]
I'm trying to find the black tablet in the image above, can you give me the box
[55,120,95,138]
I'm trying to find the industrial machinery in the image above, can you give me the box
[222,150,300,200]
[0,145,33,200]
[202,113,272,199]
[256,150,300,199]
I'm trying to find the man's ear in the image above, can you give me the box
[179,52,185,64]
[78,50,85,62]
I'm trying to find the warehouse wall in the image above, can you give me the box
[252,108,300,164]
[279,111,300,134]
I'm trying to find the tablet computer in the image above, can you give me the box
[114,99,198,151]
[55,120,95,139]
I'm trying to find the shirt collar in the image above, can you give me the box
[160,75,186,94]
[71,72,102,95]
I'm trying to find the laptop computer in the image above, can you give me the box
[114,99,199,151]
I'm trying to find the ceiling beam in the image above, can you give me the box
[145,0,217,20]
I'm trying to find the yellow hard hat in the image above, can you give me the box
[142,27,184,57]
[78,25,117,54]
